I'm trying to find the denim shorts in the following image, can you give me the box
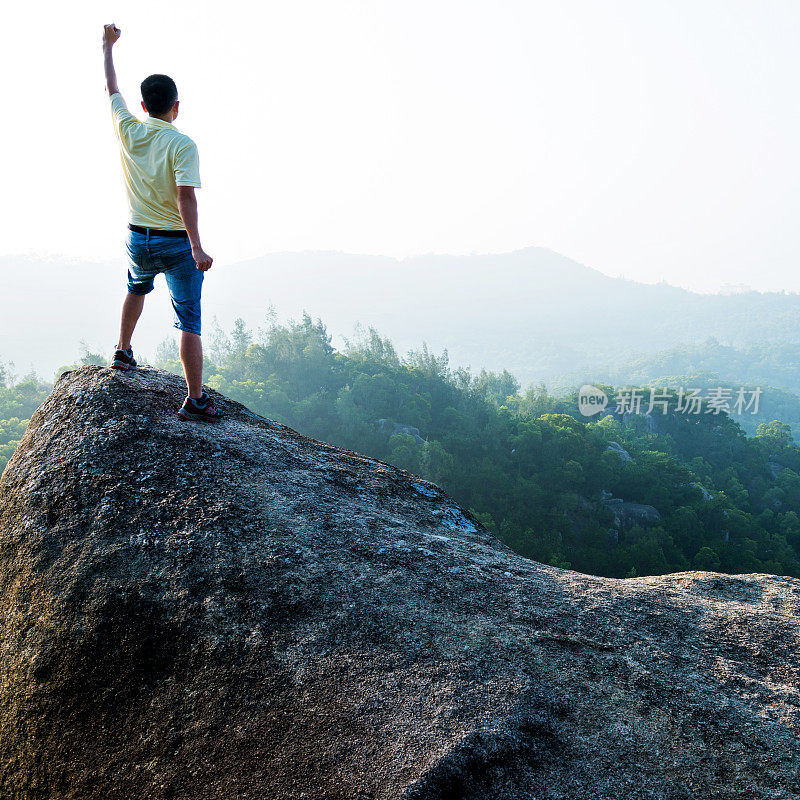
[125,229,204,335]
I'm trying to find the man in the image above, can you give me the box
[102,22,222,422]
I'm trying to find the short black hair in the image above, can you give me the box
[140,74,178,116]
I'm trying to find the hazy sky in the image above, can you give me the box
[2,0,798,292]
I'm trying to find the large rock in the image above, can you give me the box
[602,498,663,531]
[0,366,798,800]
[375,419,426,444]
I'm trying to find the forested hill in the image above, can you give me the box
[202,248,800,387]
[553,337,800,441]
[3,316,800,579]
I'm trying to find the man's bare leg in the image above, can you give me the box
[177,332,222,421]
[180,331,203,399]
[117,292,145,350]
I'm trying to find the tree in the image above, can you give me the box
[756,420,793,447]
[693,546,721,572]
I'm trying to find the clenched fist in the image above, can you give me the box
[103,23,121,47]
[192,246,214,272]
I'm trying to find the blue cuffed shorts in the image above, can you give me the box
[125,228,204,335]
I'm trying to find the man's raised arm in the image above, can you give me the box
[102,24,122,95]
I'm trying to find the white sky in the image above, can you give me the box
[1,0,798,292]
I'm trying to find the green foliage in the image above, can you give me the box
[0,365,50,474]
[579,337,800,440]
[756,420,794,446]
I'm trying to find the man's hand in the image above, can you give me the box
[103,23,121,48]
[192,246,213,272]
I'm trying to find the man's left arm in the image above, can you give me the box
[102,23,122,95]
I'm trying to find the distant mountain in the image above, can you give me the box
[209,247,800,387]
[556,339,800,395]
[3,247,800,385]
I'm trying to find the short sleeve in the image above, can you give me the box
[109,92,140,141]
[174,139,202,188]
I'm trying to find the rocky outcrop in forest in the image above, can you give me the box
[0,366,798,799]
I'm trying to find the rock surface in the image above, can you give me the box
[604,441,634,463]
[375,419,426,445]
[1,366,799,800]
[602,498,663,531]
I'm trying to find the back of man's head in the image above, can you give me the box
[140,74,178,116]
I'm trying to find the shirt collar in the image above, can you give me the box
[145,116,176,129]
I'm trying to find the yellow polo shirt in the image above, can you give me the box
[109,92,201,230]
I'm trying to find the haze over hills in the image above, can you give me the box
[3,248,800,388]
